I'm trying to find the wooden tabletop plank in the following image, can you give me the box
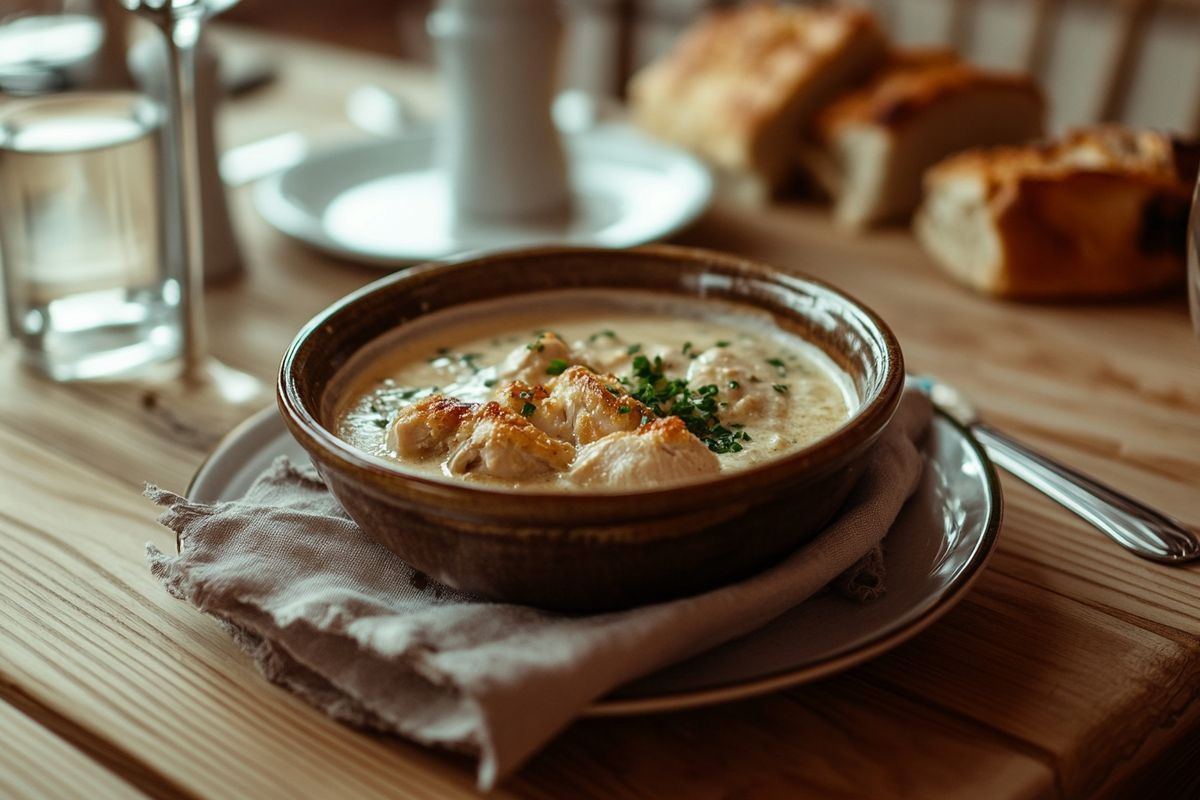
[0,428,495,800]
[0,703,147,800]
[512,676,1058,800]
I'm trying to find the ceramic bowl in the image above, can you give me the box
[278,245,904,611]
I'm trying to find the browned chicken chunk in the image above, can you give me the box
[497,331,577,384]
[540,366,652,445]
[493,366,652,446]
[386,395,474,457]
[569,416,720,489]
[388,395,574,480]
[446,402,575,479]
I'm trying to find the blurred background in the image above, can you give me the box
[2,0,1199,133]
[229,0,1200,135]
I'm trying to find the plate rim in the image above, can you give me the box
[251,127,714,267]
[187,406,1002,717]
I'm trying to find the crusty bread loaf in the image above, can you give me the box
[628,4,887,204]
[915,127,1200,299]
[804,50,1045,228]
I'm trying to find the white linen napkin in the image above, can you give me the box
[146,388,931,788]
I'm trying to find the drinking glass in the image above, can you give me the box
[0,91,182,380]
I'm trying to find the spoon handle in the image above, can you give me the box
[971,422,1200,564]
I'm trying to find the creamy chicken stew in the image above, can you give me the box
[335,291,854,490]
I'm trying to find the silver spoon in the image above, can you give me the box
[911,375,1200,564]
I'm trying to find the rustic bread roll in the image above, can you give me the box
[804,50,1045,228]
[628,4,887,204]
[915,127,1200,299]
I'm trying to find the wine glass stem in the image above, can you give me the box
[163,12,208,380]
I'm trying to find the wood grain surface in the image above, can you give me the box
[1,26,1198,800]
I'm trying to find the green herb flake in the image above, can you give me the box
[588,330,617,343]
[459,352,484,373]
[626,343,642,355]
[483,379,497,388]
[621,352,750,454]
[727,380,740,390]
[545,358,569,376]
[520,402,536,417]
[617,405,631,414]
[766,357,787,376]
[772,383,790,394]
[716,340,731,348]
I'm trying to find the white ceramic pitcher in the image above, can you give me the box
[429,0,572,223]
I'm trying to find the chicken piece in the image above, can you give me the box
[569,416,720,489]
[386,395,474,458]
[492,380,565,440]
[545,366,653,445]
[497,331,577,384]
[686,348,787,425]
[491,366,652,446]
[446,402,575,480]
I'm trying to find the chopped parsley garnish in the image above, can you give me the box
[588,329,616,343]
[545,358,568,376]
[716,340,731,348]
[766,357,787,376]
[623,354,750,454]
[626,343,642,355]
[526,341,545,352]
[520,402,536,417]
[459,352,483,373]
[617,405,631,414]
[681,341,693,356]
[772,383,790,394]
[483,379,497,388]
[727,380,740,390]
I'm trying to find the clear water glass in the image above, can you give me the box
[0,91,182,380]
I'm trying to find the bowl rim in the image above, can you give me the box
[277,244,905,505]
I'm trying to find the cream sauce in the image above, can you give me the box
[334,292,854,489]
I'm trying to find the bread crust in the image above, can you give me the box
[807,48,1044,227]
[628,3,887,191]
[817,54,1043,140]
[917,127,1197,299]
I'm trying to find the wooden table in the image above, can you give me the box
[3,28,1200,800]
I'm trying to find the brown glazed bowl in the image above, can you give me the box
[278,245,904,611]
